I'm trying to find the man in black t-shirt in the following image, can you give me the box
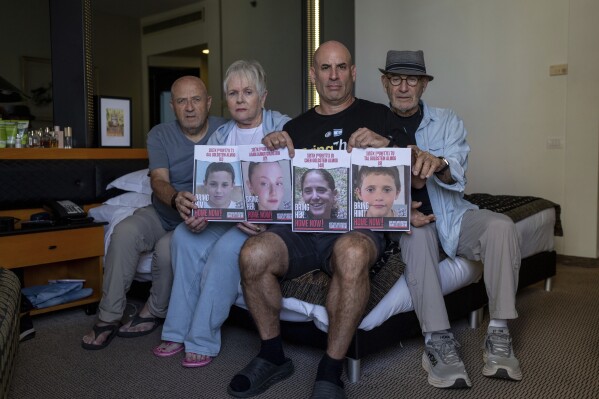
[228,41,405,399]
[283,95,398,151]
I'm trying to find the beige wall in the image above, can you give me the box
[220,0,302,119]
[94,12,143,148]
[355,0,599,258]
[140,1,219,136]
[138,0,302,133]
[564,0,599,257]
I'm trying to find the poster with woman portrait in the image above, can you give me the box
[239,145,292,223]
[192,145,245,221]
[292,149,351,233]
[350,148,411,231]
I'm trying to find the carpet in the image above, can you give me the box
[9,263,599,399]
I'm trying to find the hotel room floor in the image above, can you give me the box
[10,262,599,399]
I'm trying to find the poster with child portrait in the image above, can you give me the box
[350,148,411,231]
[239,145,292,224]
[192,145,245,221]
[292,149,351,233]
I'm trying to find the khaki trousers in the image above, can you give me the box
[98,206,174,323]
[399,209,521,333]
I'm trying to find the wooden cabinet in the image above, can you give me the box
[0,224,105,315]
[0,149,148,315]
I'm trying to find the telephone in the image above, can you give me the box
[43,200,88,222]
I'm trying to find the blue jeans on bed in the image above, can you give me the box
[162,222,247,357]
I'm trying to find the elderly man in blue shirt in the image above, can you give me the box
[381,50,522,389]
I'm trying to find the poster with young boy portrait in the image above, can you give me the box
[350,148,411,231]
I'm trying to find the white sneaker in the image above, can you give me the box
[422,332,472,388]
[482,327,523,381]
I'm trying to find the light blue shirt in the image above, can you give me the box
[415,101,478,258]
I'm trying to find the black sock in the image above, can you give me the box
[315,353,344,388]
[230,336,286,393]
[257,335,286,365]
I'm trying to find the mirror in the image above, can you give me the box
[1,0,312,148]
[0,1,52,130]
[0,0,206,146]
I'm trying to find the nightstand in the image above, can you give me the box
[0,222,105,315]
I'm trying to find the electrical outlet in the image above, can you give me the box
[546,137,564,149]
[549,64,568,76]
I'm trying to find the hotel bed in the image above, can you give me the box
[89,170,562,381]
[267,204,558,332]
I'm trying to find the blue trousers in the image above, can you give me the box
[162,222,247,356]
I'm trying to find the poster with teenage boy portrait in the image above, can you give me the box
[192,145,245,221]
[350,147,411,231]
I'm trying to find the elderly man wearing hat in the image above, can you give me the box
[380,50,522,389]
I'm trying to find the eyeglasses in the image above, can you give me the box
[386,75,420,87]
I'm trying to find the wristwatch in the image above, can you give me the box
[436,156,450,174]
[170,191,178,209]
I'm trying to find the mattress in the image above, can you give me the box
[89,204,556,331]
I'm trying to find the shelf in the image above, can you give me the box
[30,296,99,316]
[0,148,147,160]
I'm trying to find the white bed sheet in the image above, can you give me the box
[89,204,556,331]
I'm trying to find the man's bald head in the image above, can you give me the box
[170,76,212,138]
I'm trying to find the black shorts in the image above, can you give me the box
[267,225,386,280]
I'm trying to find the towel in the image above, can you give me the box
[21,282,93,308]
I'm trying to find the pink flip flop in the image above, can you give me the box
[152,341,184,357]
[181,355,213,368]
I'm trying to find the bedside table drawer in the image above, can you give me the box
[0,227,104,268]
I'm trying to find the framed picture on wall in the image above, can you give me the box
[97,96,132,147]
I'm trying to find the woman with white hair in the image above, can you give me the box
[153,60,290,367]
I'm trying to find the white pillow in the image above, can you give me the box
[106,169,152,195]
[103,192,152,208]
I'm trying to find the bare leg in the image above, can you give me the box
[239,232,289,340]
[325,232,378,359]
[229,233,292,395]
